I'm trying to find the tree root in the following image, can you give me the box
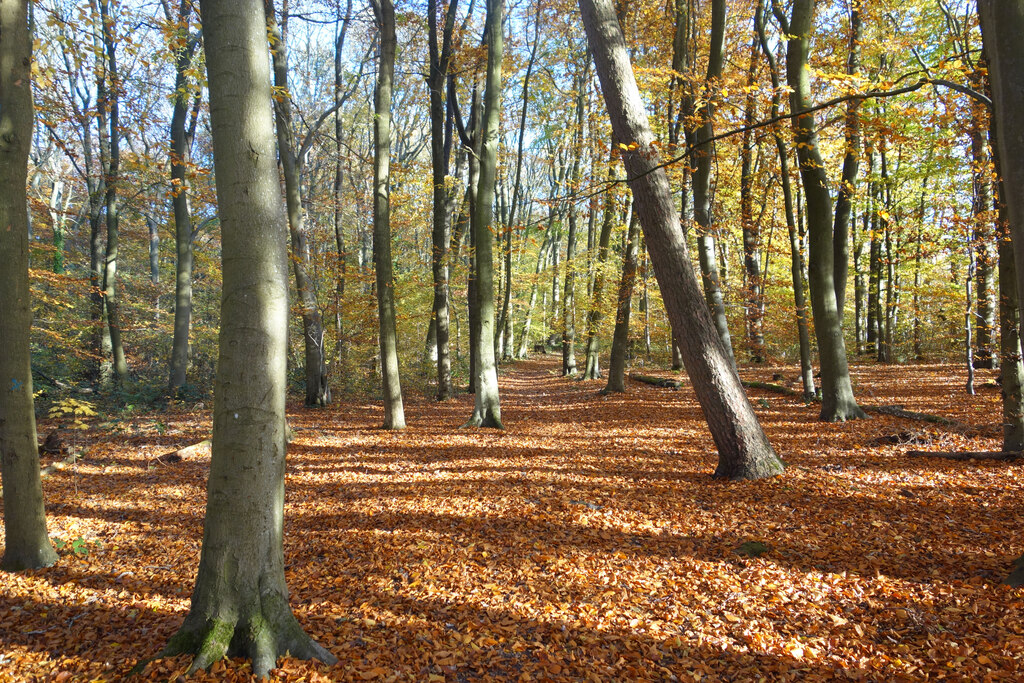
[143,593,336,679]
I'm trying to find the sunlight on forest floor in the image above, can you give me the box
[2,356,1023,681]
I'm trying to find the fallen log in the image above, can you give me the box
[905,450,1020,461]
[863,405,968,429]
[741,380,802,397]
[628,373,683,389]
[154,439,211,464]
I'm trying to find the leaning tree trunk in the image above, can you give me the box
[371,0,405,428]
[0,0,59,572]
[464,0,503,428]
[785,0,865,421]
[153,1,336,677]
[268,6,330,407]
[580,0,783,480]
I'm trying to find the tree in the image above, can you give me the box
[579,0,783,480]
[781,0,865,421]
[268,1,331,408]
[153,0,336,674]
[464,0,503,428]
[371,0,406,428]
[167,0,201,392]
[0,0,59,572]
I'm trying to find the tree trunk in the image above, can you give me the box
[688,0,734,366]
[0,0,59,572]
[832,4,862,316]
[99,0,128,386]
[580,0,783,480]
[739,30,764,363]
[371,0,405,428]
[603,209,640,393]
[785,0,865,421]
[268,4,330,407]
[156,1,335,676]
[755,2,814,400]
[583,156,617,380]
[969,66,997,369]
[168,0,199,392]
[464,0,503,428]
[427,0,458,399]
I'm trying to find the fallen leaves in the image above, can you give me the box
[1,358,1023,681]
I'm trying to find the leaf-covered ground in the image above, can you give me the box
[2,357,1023,681]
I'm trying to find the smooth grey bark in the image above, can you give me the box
[603,209,640,394]
[0,0,59,572]
[832,4,861,316]
[464,0,503,428]
[371,0,405,428]
[969,63,997,369]
[156,0,336,676]
[427,0,458,399]
[98,0,128,386]
[268,4,330,407]
[688,0,734,366]
[996,180,1024,451]
[755,1,814,400]
[580,0,783,479]
[167,0,200,392]
[784,0,865,421]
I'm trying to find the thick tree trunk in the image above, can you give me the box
[268,6,330,408]
[785,0,865,421]
[0,0,59,572]
[603,209,640,393]
[371,0,405,428]
[156,1,335,676]
[464,0,503,428]
[168,2,199,392]
[580,0,782,480]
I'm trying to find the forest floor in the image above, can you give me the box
[2,355,1023,682]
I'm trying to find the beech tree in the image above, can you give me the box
[781,0,865,421]
[153,0,336,674]
[0,0,60,572]
[579,0,783,480]
[371,0,406,429]
[464,0,503,428]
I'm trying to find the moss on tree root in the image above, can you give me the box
[149,598,336,679]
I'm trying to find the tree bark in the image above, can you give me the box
[832,3,862,316]
[464,0,503,428]
[0,0,59,572]
[688,0,734,366]
[580,0,783,479]
[603,209,640,393]
[168,0,200,392]
[427,0,458,399]
[739,30,764,363]
[371,0,405,428]
[268,2,330,408]
[784,0,865,421]
[755,1,814,400]
[583,155,617,380]
[156,1,336,676]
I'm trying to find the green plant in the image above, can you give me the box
[52,535,99,558]
[48,397,97,431]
